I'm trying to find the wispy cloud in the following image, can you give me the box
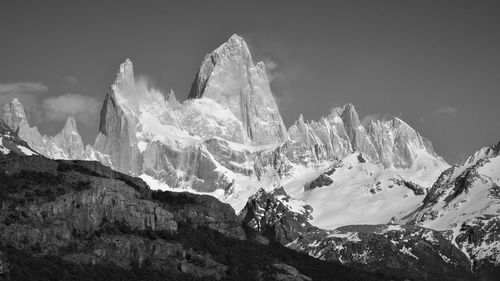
[419,106,458,123]
[0,82,48,121]
[62,76,78,84]
[0,82,48,95]
[42,93,100,125]
[361,113,381,127]
[435,106,458,117]
[263,58,280,82]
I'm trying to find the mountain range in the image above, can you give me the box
[0,34,498,280]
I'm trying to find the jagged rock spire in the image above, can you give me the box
[95,58,143,174]
[166,89,180,106]
[187,34,287,145]
[340,103,361,148]
[188,34,252,100]
[2,98,28,133]
[116,58,134,84]
[62,116,78,133]
[99,58,135,136]
[287,102,445,168]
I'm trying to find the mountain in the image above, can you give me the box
[0,122,388,281]
[0,34,448,219]
[286,104,444,169]
[411,141,500,276]
[239,187,474,281]
[1,34,498,280]
[93,56,285,193]
[236,141,500,279]
[1,98,109,163]
[0,119,38,156]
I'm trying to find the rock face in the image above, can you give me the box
[94,58,143,174]
[412,141,500,274]
[189,34,287,145]
[287,104,444,169]
[240,187,314,245]
[0,119,39,156]
[2,99,47,155]
[1,98,108,164]
[240,188,476,281]
[0,127,386,281]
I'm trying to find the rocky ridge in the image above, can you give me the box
[239,187,486,281]
[411,141,500,275]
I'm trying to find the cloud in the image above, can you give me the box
[419,106,458,123]
[0,82,100,129]
[263,58,280,82]
[435,106,458,117]
[0,93,42,121]
[0,82,48,95]
[0,82,48,121]
[361,114,381,127]
[62,76,78,84]
[42,93,100,125]
[273,90,293,112]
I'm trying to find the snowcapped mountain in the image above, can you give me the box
[93,51,287,193]
[282,151,447,230]
[0,34,447,213]
[412,141,500,273]
[240,187,474,281]
[1,33,498,279]
[0,119,38,156]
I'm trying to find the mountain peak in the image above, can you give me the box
[341,103,361,145]
[187,34,286,145]
[2,98,29,132]
[115,58,134,84]
[215,34,249,55]
[63,116,78,133]
[188,34,252,100]
[6,98,27,119]
[299,114,305,122]
[228,33,245,43]
[342,103,357,114]
[166,89,180,106]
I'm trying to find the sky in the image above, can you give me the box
[0,0,499,164]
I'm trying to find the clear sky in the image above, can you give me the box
[1,0,499,164]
